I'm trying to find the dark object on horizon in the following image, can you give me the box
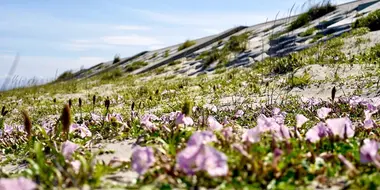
[61,104,71,137]
[1,106,8,116]
[79,98,82,108]
[22,110,32,138]
[331,86,336,102]
[53,98,56,103]
[105,97,110,110]
[131,102,135,111]
[93,95,96,106]
[68,99,72,108]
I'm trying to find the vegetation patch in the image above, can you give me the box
[101,68,123,80]
[113,54,121,64]
[299,27,317,37]
[353,9,380,31]
[125,61,149,72]
[288,1,336,31]
[178,40,196,51]
[56,71,74,82]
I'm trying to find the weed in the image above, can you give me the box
[113,54,121,64]
[125,61,149,72]
[178,40,196,51]
[353,9,380,31]
[288,1,336,31]
[299,27,317,37]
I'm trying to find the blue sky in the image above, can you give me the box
[0,0,350,85]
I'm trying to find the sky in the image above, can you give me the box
[0,0,351,86]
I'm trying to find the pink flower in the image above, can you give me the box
[360,139,379,164]
[175,113,194,126]
[61,141,79,160]
[207,116,223,131]
[317,107,332,119]
[305,122,330,143]
[234,110,244,118]
[176,144,228,176]
[296,114,309,128]
[0,177,37,190]
[326,117,354,138]
[131,146,155,175]
[242,127,261,144]
[187,131,217,146]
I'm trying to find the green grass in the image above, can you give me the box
[353,9,380,31]
[164,50,170,58]
[125,61,149,72]
[113,54,121,64]
[299,27,317,37]
[56,71,74,82]
[288,1,336,31]
[100,68,123,81]
[178,40,196,51]
[310,33,324,43]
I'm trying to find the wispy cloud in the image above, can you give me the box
[100,35,163,46]
[133,9,277,28]
[114,25,151,31]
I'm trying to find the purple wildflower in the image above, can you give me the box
[61,140,79,160]
[360,139,379,164]
[176,144,228,176]
[0,177,37,190]
[296,114,309,128]
[349,96,365,107]
[305,122,330,143]
[4,124,13,135]
[70,123,92,138]
[175,113,194,126]
[242,127,261,144]
[257,114,280,132]
[326,117,354,138]
[317,107,332,119]
[207,116,223,131]
[131,146,156,175]
[364,110,376,129]
[187,131,217,146]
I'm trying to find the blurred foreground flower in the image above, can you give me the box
[360,139,380,167]
[177,144,228,176]
[306,122,330,143]
[131,146,156,175]
[0,177,37,190]
[61,140,79,160]
[175,113,194,126]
